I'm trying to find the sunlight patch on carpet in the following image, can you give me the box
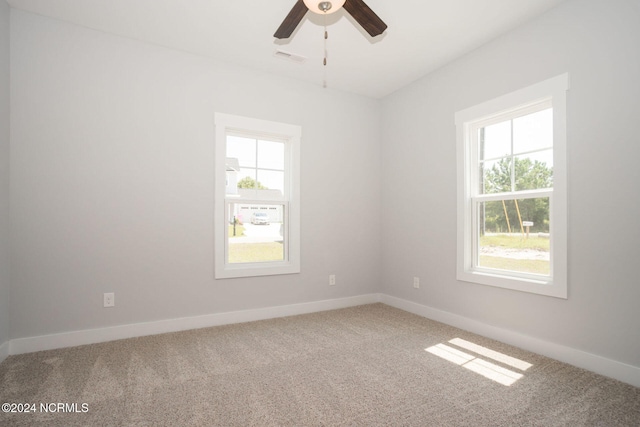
[425,338,532,386]
[448,338,532,371]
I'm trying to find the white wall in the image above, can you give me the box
[0,0,10,357]
[381,0,640,368]
[9,10,382,339]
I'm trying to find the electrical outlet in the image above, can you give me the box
[103,292,115,308]
[413,277,420,289]
[329,274,336,286]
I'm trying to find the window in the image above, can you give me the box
[214,113,301,279]
[456,74,568,298]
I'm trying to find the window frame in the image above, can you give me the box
[214,113,301,279]
[455,74,569,298]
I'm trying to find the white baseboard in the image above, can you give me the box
[6,292,639,389]
[0,340,8,364]
[380,294,640,388]
[9,293,382,356]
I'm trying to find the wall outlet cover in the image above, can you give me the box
[103,292,115,308]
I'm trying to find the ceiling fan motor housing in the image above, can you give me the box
[304,0,347,14]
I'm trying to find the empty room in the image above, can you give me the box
[1,0,639,425]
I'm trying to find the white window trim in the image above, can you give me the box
[455,74,569,298]
[214,113,301,279]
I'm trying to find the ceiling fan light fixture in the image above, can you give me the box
[303,0,347,15]
[274,0,387,39]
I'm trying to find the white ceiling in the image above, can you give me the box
[7,0,569,99]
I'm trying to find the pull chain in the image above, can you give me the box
[323,14,328,88]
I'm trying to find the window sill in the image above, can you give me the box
[216,262,300,279]
[457,269,567,299]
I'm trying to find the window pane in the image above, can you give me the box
[227,168,258,199]
[481,158,512,194]
[257,170,285,197]
[257,140,285,170]
[513,108,552,154]
[477,198,550,276]
[237,168,257,186]
[514,150,553,191]
[227,204,285,264]
[480,120,511,160]
[227,136,256,167]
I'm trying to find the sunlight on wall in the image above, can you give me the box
[425,338,532,386]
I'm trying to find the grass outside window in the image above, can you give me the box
[228,242,284,263]
[479,234,550,275]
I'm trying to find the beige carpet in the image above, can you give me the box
[1,303,639,426]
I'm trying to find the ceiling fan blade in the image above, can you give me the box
[274,0,309,39]
[343,0,387,37]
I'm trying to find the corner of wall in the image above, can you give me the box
[0,0,13,359]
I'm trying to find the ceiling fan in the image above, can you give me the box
[274,0,387,39]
